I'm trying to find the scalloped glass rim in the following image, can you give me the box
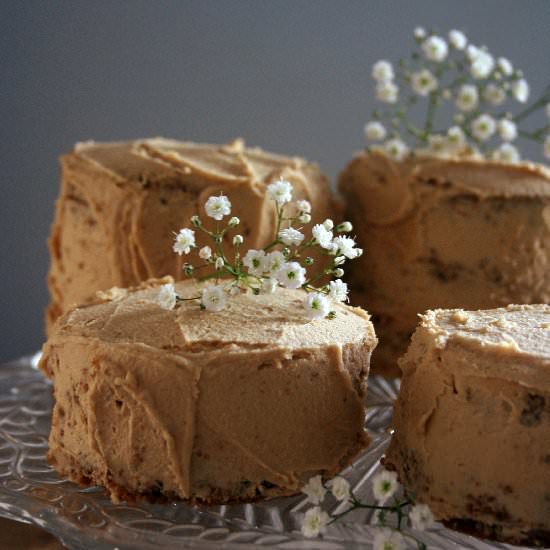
[0,354,528,550]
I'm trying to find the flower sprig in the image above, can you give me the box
[365,27,550,163]
[160,179,362,320]
[300,469,434,550]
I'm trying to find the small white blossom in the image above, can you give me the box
[301,506,330,538]
[483,84,506,106]
[296,199,311,213]
[332,236,360,259]
[263,250,286,275]
[376,81,399,103]
[243,249,266,276]
[333,268,344,278]
[372,60,394,82]
[228,216,240,227]
[261,277,278,294]
[470,50,495,79]
[199,246,212,260]
[492,143,520,164]
[471,113,496,142]
[233,234,244,246]
[215,257,224,270]
[302,475,327,505]
[384,138,409,161]
[448,29,467,50]
[373,528,405,550]
[334,256,346,266]
[364,121,387,141]
[409,503,435,531]
[204,195,231,221]
[498,119,518,142]
[336,221,353,233]
[428,134,447,154]
[447,126,466,150]
[456,84,479,112]
[329,280,349,303]
[299,213,312,224]
[323,219,334,231]
[411,69,438,97]
[497,57,513,76]
[158,283,177,310]
[326,477,350,501]
[267,179,293,205]
[173,228,196,255]
[372,470,399,504]
[466,44,481,61]
[414,27,426,40]
[312,223,333,249]
[422,35,448,62]
[544,136,550,159]
[512,78,529,103]
[201,285,226,312]
[279,227,305,246]
[304,292,331,320]
[276,261,306,289]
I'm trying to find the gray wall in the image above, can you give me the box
[2,0,549,360]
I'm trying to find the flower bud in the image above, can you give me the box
[334,256,346,266]
[215,257,224,270]
[336,221,353,233]
[304,257,314,265]
[333,268,344,278]
[183,264,194,276]
[228,216,240,228]
[323,219,334,231]
[233,234,244,246]
[299,213,312,224]
[191,215,201,227]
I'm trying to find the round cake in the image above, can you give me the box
[47,138,338,331]
[384,304,550,546]
[338,151,550,375]
[39,278,377,504]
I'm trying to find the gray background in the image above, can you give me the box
[2,0,549,360]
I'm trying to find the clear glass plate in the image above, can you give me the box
[0,354,530,550]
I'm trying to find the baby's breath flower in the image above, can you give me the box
[299,213,312,224]
[276,261,306,289]
[544,136,550,159]
[483,83,506,106]
[428,134,447,154]
[263,250,286,275]
[447,126,466,149]
[373,528,405,550]
[466,43,481,62]
[498,119,518,142]
[205,195,232,221]
[409,503,435,531]
[312,223,333,249]
[329,280,349,303]
[233,234,244,246]
[456,84,479,112]
[448,29,467,50]
[383,138,409,161]
[228,216,240,227]
[411,69,438,97]
[471,113,496,142]
[173,228,196,255]
[243,249,266,276]
[333,268,344,278]
[492,143,520,163]
[267,179,293,205]
[190,215,201,227]
[512,78,529,103]
[334,256,346,266]
[199,246,212,260]
[158,283,177,310]
[326,477,351,501]
[261,277,278,294]
[497,57,513,76]
[364,121,387,141]
[215,257,224,270]
[201,285,226,312]
[296,199,311,213]
[414,27,426,40]
[470,49,494,79]
[302,475,327,505]
[336,221,353,233]
[279,227,305,246]
[304,292,331,320]
[372,60,394,82]
[301,506,330,538]
[376,81,399,104]
[332,236,360,259]
[421,35,448,62]
[323,219,334,231]
[372,470,399,504]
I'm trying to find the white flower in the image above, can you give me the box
[336,221,353,233]
[173,228,196,255]
[261,278,278,294]
[498,119,517,142]
[334,268,344,278]
[296,199,311,213]
[512,78,529,103]
[326,477,350,501]
[299,213,311,224]
[263,250,286,275]
[376,81,399,103]
[492,143,520,164]
[304,292,330,320]
[243,249,266,276]
[471,114,496,142]
[448,29,467,50]
[301,506,330,538]
[471,50,495,79]
[544,136,550,159]
[233,234,244,246]
[279,227,305,246]
[373,528,405,550]
[428,134,447,154]
[411,69,438,97]
[332,236,360,259]
[267,179,293,205]
[414,27,426,40]
[497,57,513,76]
[312,223,334,249]
[364,121,387,141]
[447,126,466,150]
[409,503,435,531]
[483,84,506,106]
[215,257,224,270]
[228,216,240,227]
[456,84,479,112]
[302,475,327,505]
[466,44,481,61]
[334,256,346,266]
[372,60,394,82]
[276,261,306,289]
[372,470,399,504]
[329,280,349,303]
[204,195,231,221]
[384,139,409,161]
[421,35,448,62]
[201,285,226,312]
[158,283,177,310]
[199,246,212,260]
[323,219,334,231]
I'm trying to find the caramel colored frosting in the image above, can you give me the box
[385,304,550,546]
[40,278,377,504]
[47,138,338,331]
[338,151,550,375]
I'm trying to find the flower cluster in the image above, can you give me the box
[161,179,362,319]
[365,27,550,163]
[300,468,434,549]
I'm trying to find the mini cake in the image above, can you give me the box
[47,138,337,330]
[384,304,550,546]
[339,152,550,374]
[39,278,377,504]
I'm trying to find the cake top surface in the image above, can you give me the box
[55,279,375,352]
[70,138,319,187]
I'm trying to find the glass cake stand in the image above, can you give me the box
[0,354,530,550]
